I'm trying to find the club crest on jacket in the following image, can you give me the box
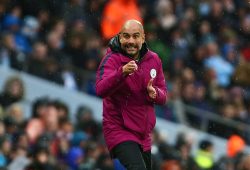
[150,69,157,78]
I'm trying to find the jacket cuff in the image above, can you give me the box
[154,87,167,105]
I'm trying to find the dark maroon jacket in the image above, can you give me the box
[96,36,167,152]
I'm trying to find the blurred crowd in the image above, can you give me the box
[0,0,250,169]
[0,75,250,170]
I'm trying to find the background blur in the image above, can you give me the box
[0,0,250,169]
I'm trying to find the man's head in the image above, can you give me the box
[119,20,145,59]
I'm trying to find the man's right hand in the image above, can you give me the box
[122,60,138,76]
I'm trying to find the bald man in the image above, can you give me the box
[96,20,167,170]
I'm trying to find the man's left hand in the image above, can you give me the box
[147,79,156,99]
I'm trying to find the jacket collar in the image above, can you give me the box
[108,35,148,61]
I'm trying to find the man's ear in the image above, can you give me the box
[142,33,145,43]
[118,33,123,43]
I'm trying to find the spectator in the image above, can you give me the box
[20,16,40,43]
[194,139,214,170]
[0,33,25,70]
[94,153,114,170]
[2,5,21,32]
[214,155,234,170]
[5,103,26,128]
[7,146,30,170]
[64,30,86,69]
[208,103,240,138]
[0,76,25,109]
[26,41,48,78]
[203,40,234,87]
[155,0,177,30]
[161,160,182,170]
[25,147,55,170]
[63,131,87,170]
[238,155,250,170]
[25,118,44,144]
[0,135,12,168]
[31,97,50,118]
[53,100,69,122]
[174,132,198,170]
[42,57,63,84]
[232,58,250,87]
[75,105,101,139]
[101,0,142,40]
[62,0,86,25]
[227,135,246,159]
[145,21,171,71]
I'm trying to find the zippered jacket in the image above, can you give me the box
[96,35,167,152]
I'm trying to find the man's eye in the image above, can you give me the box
[123,34,130,39]
[133,35,139,39]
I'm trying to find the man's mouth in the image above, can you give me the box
[125,45,137,51]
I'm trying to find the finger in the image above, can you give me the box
[128,61,138,69]
[129,60,136,64]
[134,63,138,70]
[127,62,137,67]
[147,79,153,87]
[150,93,156,99]
[127,65,137,71]
[126,61,134,67]
[128,67,136,73]
[127,64,136,68]
[126,67,135,73]
[153,94,156,99]
[152,91,156,98]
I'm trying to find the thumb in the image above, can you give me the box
[129,60,136,64]
[147,79,154,87]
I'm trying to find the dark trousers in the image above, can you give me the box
[111,141,151,170]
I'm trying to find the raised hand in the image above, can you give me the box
[122,60,138,76]
[147,78,156,99]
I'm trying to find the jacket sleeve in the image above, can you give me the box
[152,58,167,105]
[96,54,126,98]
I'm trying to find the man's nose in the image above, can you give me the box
[127,37,135,43]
